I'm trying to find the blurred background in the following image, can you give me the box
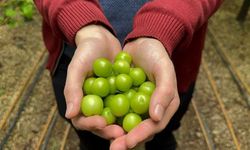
[0,0,249,149]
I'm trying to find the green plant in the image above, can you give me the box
[0,0,35,27]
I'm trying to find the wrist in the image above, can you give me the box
[126,37,170,56]
[75,24,111,46]
[129,37,160,45]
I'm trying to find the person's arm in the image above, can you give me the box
[110,0,223,149]
[126,0,223,56]
[33,0,113,45]
[34,0,125,140]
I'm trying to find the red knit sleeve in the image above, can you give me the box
[125,0,223,56]
[34,0,113,45]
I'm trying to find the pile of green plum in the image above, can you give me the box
[81,52,155,132]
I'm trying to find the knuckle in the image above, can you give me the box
[158,123,167,132]
[154,121,167,133]
[67,62,75,72]
[164,88,175,100]
[174,96,180,108]
[63,86,70,98]
[71,119,80,130]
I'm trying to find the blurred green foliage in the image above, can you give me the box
[0,0,34,27]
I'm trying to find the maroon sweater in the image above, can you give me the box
[34,0,222,92]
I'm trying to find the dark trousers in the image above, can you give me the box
[52,54,195,150]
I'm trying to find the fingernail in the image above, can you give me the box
[154,104,164,121]
[65,103,73,118]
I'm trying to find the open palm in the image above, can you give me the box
[110,38,180,149]
[64,24,125,140]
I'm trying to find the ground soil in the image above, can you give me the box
[0,0,249,149]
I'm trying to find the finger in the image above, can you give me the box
[71,115,106,130]
[92,124,125,139]
[64,38,121,119]
[64,56,86,118]
[126,95,180,149]
[110,135,127,150]
[125,119,157,149]
[64,40,106,119]
[149,59,177,121]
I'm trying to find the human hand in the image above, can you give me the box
[110,38,180,149]
[64,24,124,140]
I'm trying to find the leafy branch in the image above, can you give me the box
[0,0,35,27]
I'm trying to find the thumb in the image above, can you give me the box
[64,57,86,119]
[149,61,177,122]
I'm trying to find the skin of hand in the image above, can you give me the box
[64,24,125,140]
[110,38,180,150]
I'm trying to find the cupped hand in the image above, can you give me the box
[64,24,124,140]
[110,38,180,149]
